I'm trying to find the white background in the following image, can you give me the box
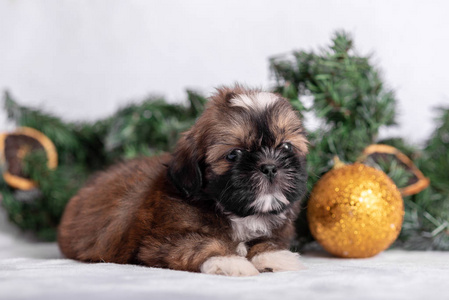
[0,0,448,145]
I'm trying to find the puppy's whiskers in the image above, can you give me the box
[219,180,234,203]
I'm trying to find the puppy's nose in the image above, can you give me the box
[260,164,277,178]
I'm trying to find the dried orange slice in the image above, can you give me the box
[0,127,57,190]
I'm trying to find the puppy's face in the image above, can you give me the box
[169,87,308,217]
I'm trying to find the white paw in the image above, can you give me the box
[251,250,305,272]
[200,255,260,277]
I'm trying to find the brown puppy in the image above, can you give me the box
[58,86,308,276]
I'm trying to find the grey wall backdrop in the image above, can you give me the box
[1,0,448,144]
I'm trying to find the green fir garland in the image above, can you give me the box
[1,31,447,250]
[1,91,206,240]
[269,31,449,250]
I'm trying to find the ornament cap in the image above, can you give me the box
[332,156,346,169]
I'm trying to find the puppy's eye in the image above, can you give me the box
[226,149,243,162]
[281,142,293,152]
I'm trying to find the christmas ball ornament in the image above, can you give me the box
[307,162,404,258]
[0,127,58,190]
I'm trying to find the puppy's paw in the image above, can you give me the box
[251,250,305,272]
[200,255,260,277]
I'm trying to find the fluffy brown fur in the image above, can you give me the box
[58,86,308,276]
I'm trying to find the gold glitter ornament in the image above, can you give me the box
[308,162,404,258]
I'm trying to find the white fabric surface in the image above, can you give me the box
[1,240,449,300]
[1,209,448,300]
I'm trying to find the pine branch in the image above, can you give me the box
[269,31,449,250]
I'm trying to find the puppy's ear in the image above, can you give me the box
[223,91,237,103]
[212,86,242,105]
[168,133,202,198]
